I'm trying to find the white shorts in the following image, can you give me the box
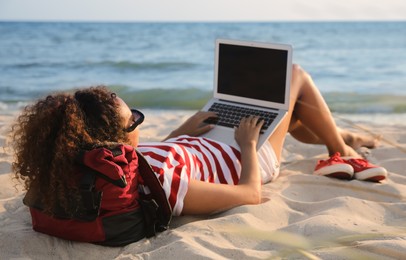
[257,141,280,183]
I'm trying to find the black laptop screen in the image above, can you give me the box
[217,43,288,104]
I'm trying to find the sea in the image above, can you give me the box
[0,21,405,120]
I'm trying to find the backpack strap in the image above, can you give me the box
[136,150,172,236]
[76,170,102,221]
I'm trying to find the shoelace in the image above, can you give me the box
[347,158,368,167]
[328,152,342,162]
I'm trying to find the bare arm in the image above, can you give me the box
[182,116,264,215]
[163,111,217,141]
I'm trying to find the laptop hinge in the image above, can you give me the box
[218,99,279,111]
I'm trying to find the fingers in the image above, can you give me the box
[194,112,217,135]
[194,124,215,136]
[190,111,217,123]
[234,116,264,148]
[197,111,218,120]
[235,116,264,136]
[174,111,217,137]
[239,115,264,128]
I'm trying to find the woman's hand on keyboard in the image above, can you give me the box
[234,116,264,149]
[163,111,218,140]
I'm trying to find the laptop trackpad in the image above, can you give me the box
[200,127,240,150]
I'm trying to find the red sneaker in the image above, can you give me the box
[344,158,387,182]
[314,152,354,179]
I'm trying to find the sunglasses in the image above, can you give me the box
[124,108,145,132]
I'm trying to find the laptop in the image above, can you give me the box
[201,38,293,150]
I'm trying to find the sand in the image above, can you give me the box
[1,109,405,260]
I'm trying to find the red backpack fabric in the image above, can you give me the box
[23,144,172,247]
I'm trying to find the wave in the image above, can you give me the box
[111,87,406,113]
[323,92,406,114]
[97,61,199,71]
[111,87,211,110]
[1,87,405,114]
[7,60,199,71]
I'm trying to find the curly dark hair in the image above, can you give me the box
[11,86,129,215]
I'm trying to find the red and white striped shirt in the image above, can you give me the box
[137,135,242,216]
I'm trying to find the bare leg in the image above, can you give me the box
[338,128,380,150]
[288,115,321,144]
[289,116,380,150]
[268,64,360,161]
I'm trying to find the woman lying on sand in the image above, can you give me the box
[11,65,386,246]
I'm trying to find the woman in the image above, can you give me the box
[12,65,385,245]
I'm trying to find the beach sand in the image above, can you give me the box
[1,109,405,259]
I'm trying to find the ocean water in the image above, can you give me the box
[0,21,405,114]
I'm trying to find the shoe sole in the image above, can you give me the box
[354,167,387,182]
[363,175,386,182]
[325,172,354,180]
[314,164,354,180]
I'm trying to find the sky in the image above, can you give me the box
[1,0,406,22]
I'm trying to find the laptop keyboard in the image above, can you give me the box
[204,102,278,134]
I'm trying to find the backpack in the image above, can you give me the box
[23,144,172,246]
